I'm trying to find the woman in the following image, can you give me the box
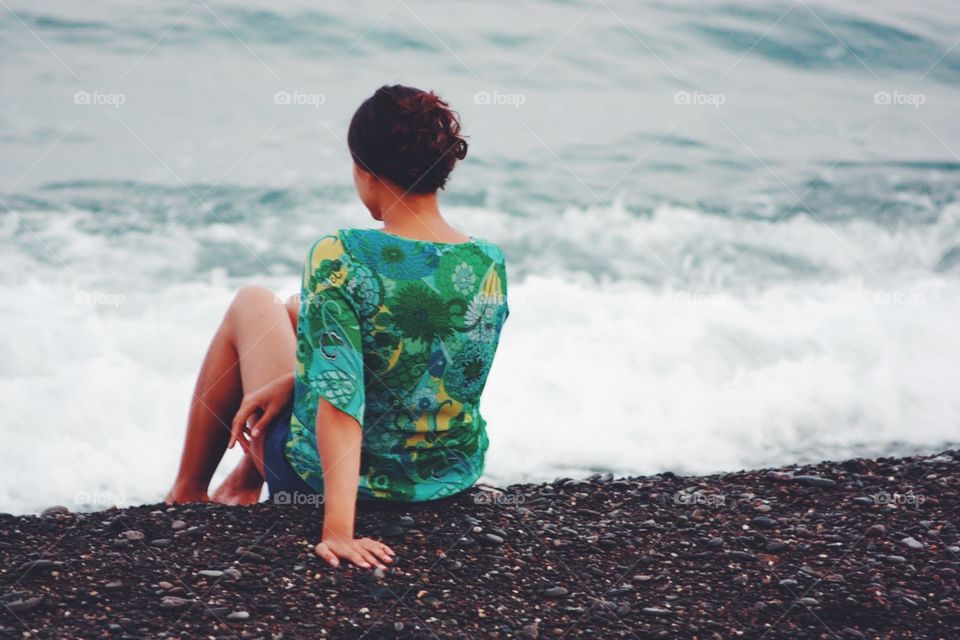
[165,85,509,570]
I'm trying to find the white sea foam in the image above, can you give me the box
[2,251,958,513]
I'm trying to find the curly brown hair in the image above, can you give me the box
[348,85,468,194]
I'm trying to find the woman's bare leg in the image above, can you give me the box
[165,286,296,504]
[206,293,302,505]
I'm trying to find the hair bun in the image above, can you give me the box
[348,85,468,194]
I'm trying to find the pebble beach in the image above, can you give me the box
[2,450,958,639]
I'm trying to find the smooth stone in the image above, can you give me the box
[755,504,771,513]
[799,597,819,606]
[5,597,43,613]
[641,607,674,617]
[171,520,187,530]
[793,475,837,488]
[41,506,69,516]
[223,568,242,579]
[706,537,723,547]
[226,611,250,621]
[900,536,924,550]
[19,559,63,572]
[158,581,174,590]
[765,540,789,553]
[481,533,505,545]
[751,516,777,529]
[160,596,193,609]
[397,516,415,527]
[886,555,907,564]
[865,524,885,538]
[730,551,756,561]
[852,497,874,505]
[123,530,145,541]
[378,525,405,538]
[150,539,172,547]
[733,574,748,586]
[778,579,799,589]
[197,570,223,578]
[542,586,568,598]
[104,581,123,590]
[235,547,268,563]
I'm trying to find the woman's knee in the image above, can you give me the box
[225,286,283,327]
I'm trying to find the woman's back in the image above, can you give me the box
[286,228,510,501]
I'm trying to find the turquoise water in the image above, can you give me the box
[2,0,959,513]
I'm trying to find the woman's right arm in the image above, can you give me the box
[313,398,395,569]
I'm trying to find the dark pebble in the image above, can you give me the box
[792,475,836,488]
[900,536,924,550]
[765,540,789,553]
[481,533,505,545]
[4,597,43,614]
[542,587,568,598]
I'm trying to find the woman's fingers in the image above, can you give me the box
[359,548,384,569]
[249,405,277,439]
[313,542,339,567]
[349,551,371,569]
[229,399,251,449]
[362,539,393,563]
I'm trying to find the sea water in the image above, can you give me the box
[2,0,959,513]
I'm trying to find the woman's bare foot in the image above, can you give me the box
[164,486,211,504]
[209,455,264,506]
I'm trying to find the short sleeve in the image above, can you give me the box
[296,233,365,426]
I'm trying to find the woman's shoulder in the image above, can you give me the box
[305,230,350,260]
[470,236,507,265]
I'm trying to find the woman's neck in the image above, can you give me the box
[378,193,468,243]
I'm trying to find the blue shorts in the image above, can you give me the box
[262,408,321,501]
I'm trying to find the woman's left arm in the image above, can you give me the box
[312,398,395,569]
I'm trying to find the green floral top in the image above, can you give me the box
[285,228,509,501]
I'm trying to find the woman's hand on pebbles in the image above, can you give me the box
[314,537,395,569]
